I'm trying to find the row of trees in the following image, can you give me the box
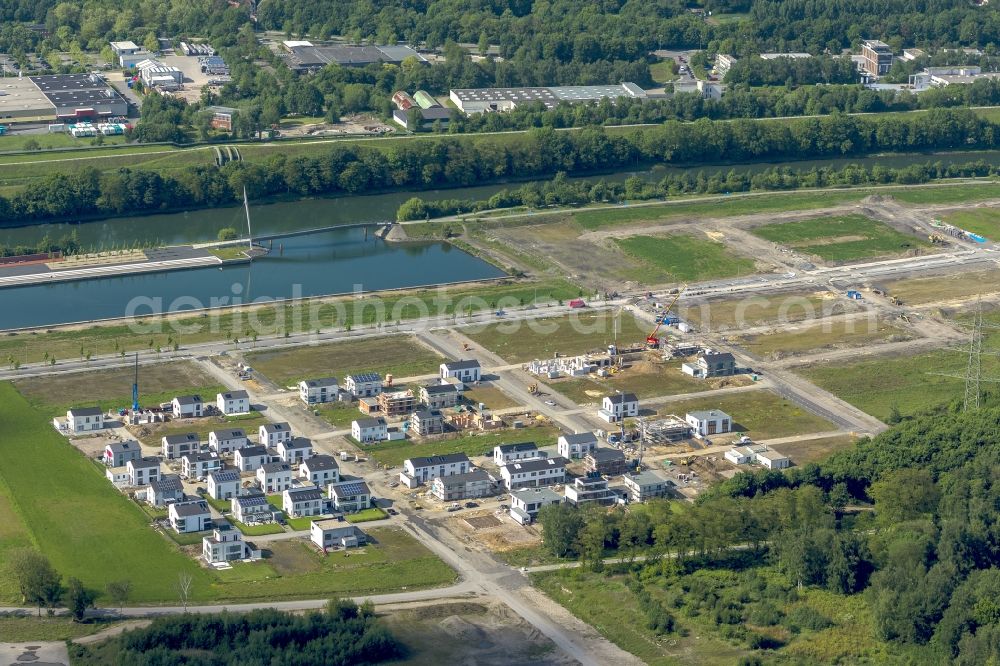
[6,548,120,620]
[397,158,1000,221]
[5,108,996,224]
[70,599,403,665]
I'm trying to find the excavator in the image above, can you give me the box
[645,286,687,348]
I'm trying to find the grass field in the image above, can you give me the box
[654,389,834,440]
[549,359,712,404]
[0,278,579,366]
[940,208,1000,239]
[800,349,985,420]
[0,616,123,642]
[887,181,1000,204]
[682,291,848,331]
[734,317,913,359]
[881,269,1000,304]
[14,361,225,415]
[751,214,929,262]
[246,336,444,387]
[614,234,757,281]
[649,60,677,84]
[786,434,859,465]
[464,312,649,363]
[346,507,388,523]
[129,412,269,448]
[314,401,362,429]
[461,385,519,409]
[368,425,561,468]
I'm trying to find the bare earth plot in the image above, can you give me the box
[734,317,915,360]
[682,291,854,331]
[246,336,444,386]
[548,358,737,405]
[464,312,649,363]
[881,269,1000,305]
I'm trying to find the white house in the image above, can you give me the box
[622,471,672,502]
[493,442,539,466]
[344,373,382,398]
[162,433,200,460]
[564,476,613,506]
[231,492,271,524]
[216,391,250,415]
[431,469,494,501]
[685,410,732,438]
[146,475,184,507]
[181,451,221,480]
[327,479,372,513]
[352,417,388,443]
[257,462,292,493]
[401,453,470,487]
[66,407,105,433]
[300,455,340,487]
[207,468,242,501]
[499,456,567,490]
[168,499,212,533]
[203,526,261,563]
[440,359,481,385]
[105,466,129,487]
[277,437,312,465]
[104,441,141,467]
[209,429,248,455]
[311,520,364,550]
[557,432,598,459]
[171,395,204,418]
[509,487,563,525]
[725,444,790,470]
[419,383,461,409]
[127,458,160,486]
[724,446,756,465]
[259,422,292,447]
[234,445,270,472]
[283,485,328,517]
[598,393,639,423]
[299,378,340,405]
[756,450,790,470]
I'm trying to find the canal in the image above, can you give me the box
[0,226,506,330]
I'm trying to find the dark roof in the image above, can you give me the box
[606,392,638,404]
[354,417,386,428]
[261,422,290,433]
[234,493,269,508]
[281,437,311,450]
[209,469,241,483]
[560,432,597,445]
[422,383,459,395]
[210,429,246,440]
[173,395,203,405]
[443,359,481,371]
[407,453,470,467]
[329,480,371,498]
[220,390,249,400]
[302,377,339,388]
[286,486,324,501]
[171,499,209,516]
[302,455,339,471]
[700,351,735,363]
[164,433,200,445]
[149,475,183,492]
[183,451,219,463]
[107,441,139,453]
[260,462,291,474]
[129,457,159,469]
[496,442,537,454]
[237,445,268,457]
[587,447,626,462]
[347,372,381,383]
[436,469,490,486]
[30,73,106,92]
[504,457,568,473]
[412,409,443,420]
[68,406,102,417]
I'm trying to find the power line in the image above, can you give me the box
[965,296,984,412]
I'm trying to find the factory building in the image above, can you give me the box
[861,39,894,77]
[282,41,426,72]
[449,82,646,114]
[0,73,127,122]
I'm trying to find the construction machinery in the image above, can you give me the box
[889,295,903,306]
[527,383,538,394]
[929,234,946,244]
[646,286,687,348]
[462,342,471,351]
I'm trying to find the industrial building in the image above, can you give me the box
[134,59,184,90]
[282,41,426,72]
[908,66,1000,90]
[861,39,894,77]
[0,73,128,122]
[449,82,647,114]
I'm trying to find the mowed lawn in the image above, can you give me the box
[751,214,930,262]
[464,312,649,363]
[614,235,756,282]
[246,336,444,387]
[942,208,1000,239]
[0,382,212,604]
[369,425,561,468]
[654,389,834,440]
[14,361,225,414]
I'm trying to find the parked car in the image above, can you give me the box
[464,501,478,509]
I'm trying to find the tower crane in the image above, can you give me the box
[645,286,686,348]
